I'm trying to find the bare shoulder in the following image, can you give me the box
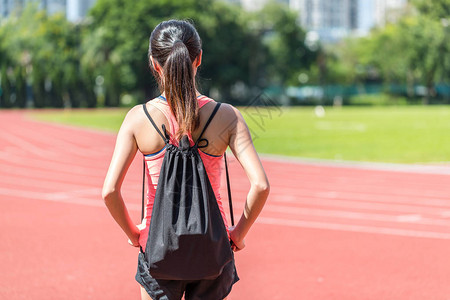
[126,102,159,118]
[215,102,245,123]
[122,101,165,127]
[218,102,238,114]
[119,103,156,136]
[120,104,145,129]
[126,104,144,118]
[219,102,248,128]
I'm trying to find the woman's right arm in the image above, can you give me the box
[227,106,270,251]
[102,106,141,247]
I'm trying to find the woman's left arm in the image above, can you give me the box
[102,107,140,247]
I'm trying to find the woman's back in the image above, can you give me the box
[136,95,232,251]
[132,96,234,157]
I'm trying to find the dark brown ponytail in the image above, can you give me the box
[149,20,202,139]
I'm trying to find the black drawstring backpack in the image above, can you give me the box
[139,102,234,281]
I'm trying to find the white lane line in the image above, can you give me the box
[396,214,423,223]
[0,187,450,239]
[0,173,101,192]
[269,188,450,206]
[0,187,140,211]
[4,182,444,227]
[260,154,450,175]
[8,165,448,218]
[257,203,450,227]
[2,187,450,240]
[229,181,449,204]
[229,185,450,209]
[24,115,117,137]
[269,195,448,216]
[3,163,446,215]
[0,152,107,177]
[0,171,142,196]
[11,126,101,157]
[440,211,450,218]
[257,217,450,240]
[0,132,55,158]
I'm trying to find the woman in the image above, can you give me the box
[102,20,269,300]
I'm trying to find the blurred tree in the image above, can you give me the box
[403,16,448,102]
[412,0,450,19]
[196,1,254,102]
[0,4,92,108]
[412,0,450,101]
[0,0,322,107]
[366,24,409,84]
[85,0,253,104]
[328,0,449,103]
[250,1,317,87]
[0,66,13,108]
[323,38,362,85]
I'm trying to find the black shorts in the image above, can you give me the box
[135,252,239,300]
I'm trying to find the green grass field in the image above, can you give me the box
[30,105,450,164]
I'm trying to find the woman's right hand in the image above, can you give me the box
[127,223,146,247]
[229,226,245,252]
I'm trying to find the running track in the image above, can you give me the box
[1,110,450,300]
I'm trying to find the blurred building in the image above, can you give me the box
[66,0,95,22]
[1,0,65,17]
[1,0,18,17]
[290,0,359,42]
[1,0,11,17]
[289,0,408,42]
[225,0,289,11]
[0,0,96,21]
[373,0,408,27]
[43,0,65,15]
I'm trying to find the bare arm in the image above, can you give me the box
[228,106,270,251]
[102,107,140,247]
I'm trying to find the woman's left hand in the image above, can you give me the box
[229,226,245,252]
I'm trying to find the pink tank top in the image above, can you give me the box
[138,95,229,252]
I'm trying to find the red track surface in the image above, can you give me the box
[1,110,450,300]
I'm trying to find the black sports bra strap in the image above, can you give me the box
[196,102,221,144]
[142,103,168,143]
